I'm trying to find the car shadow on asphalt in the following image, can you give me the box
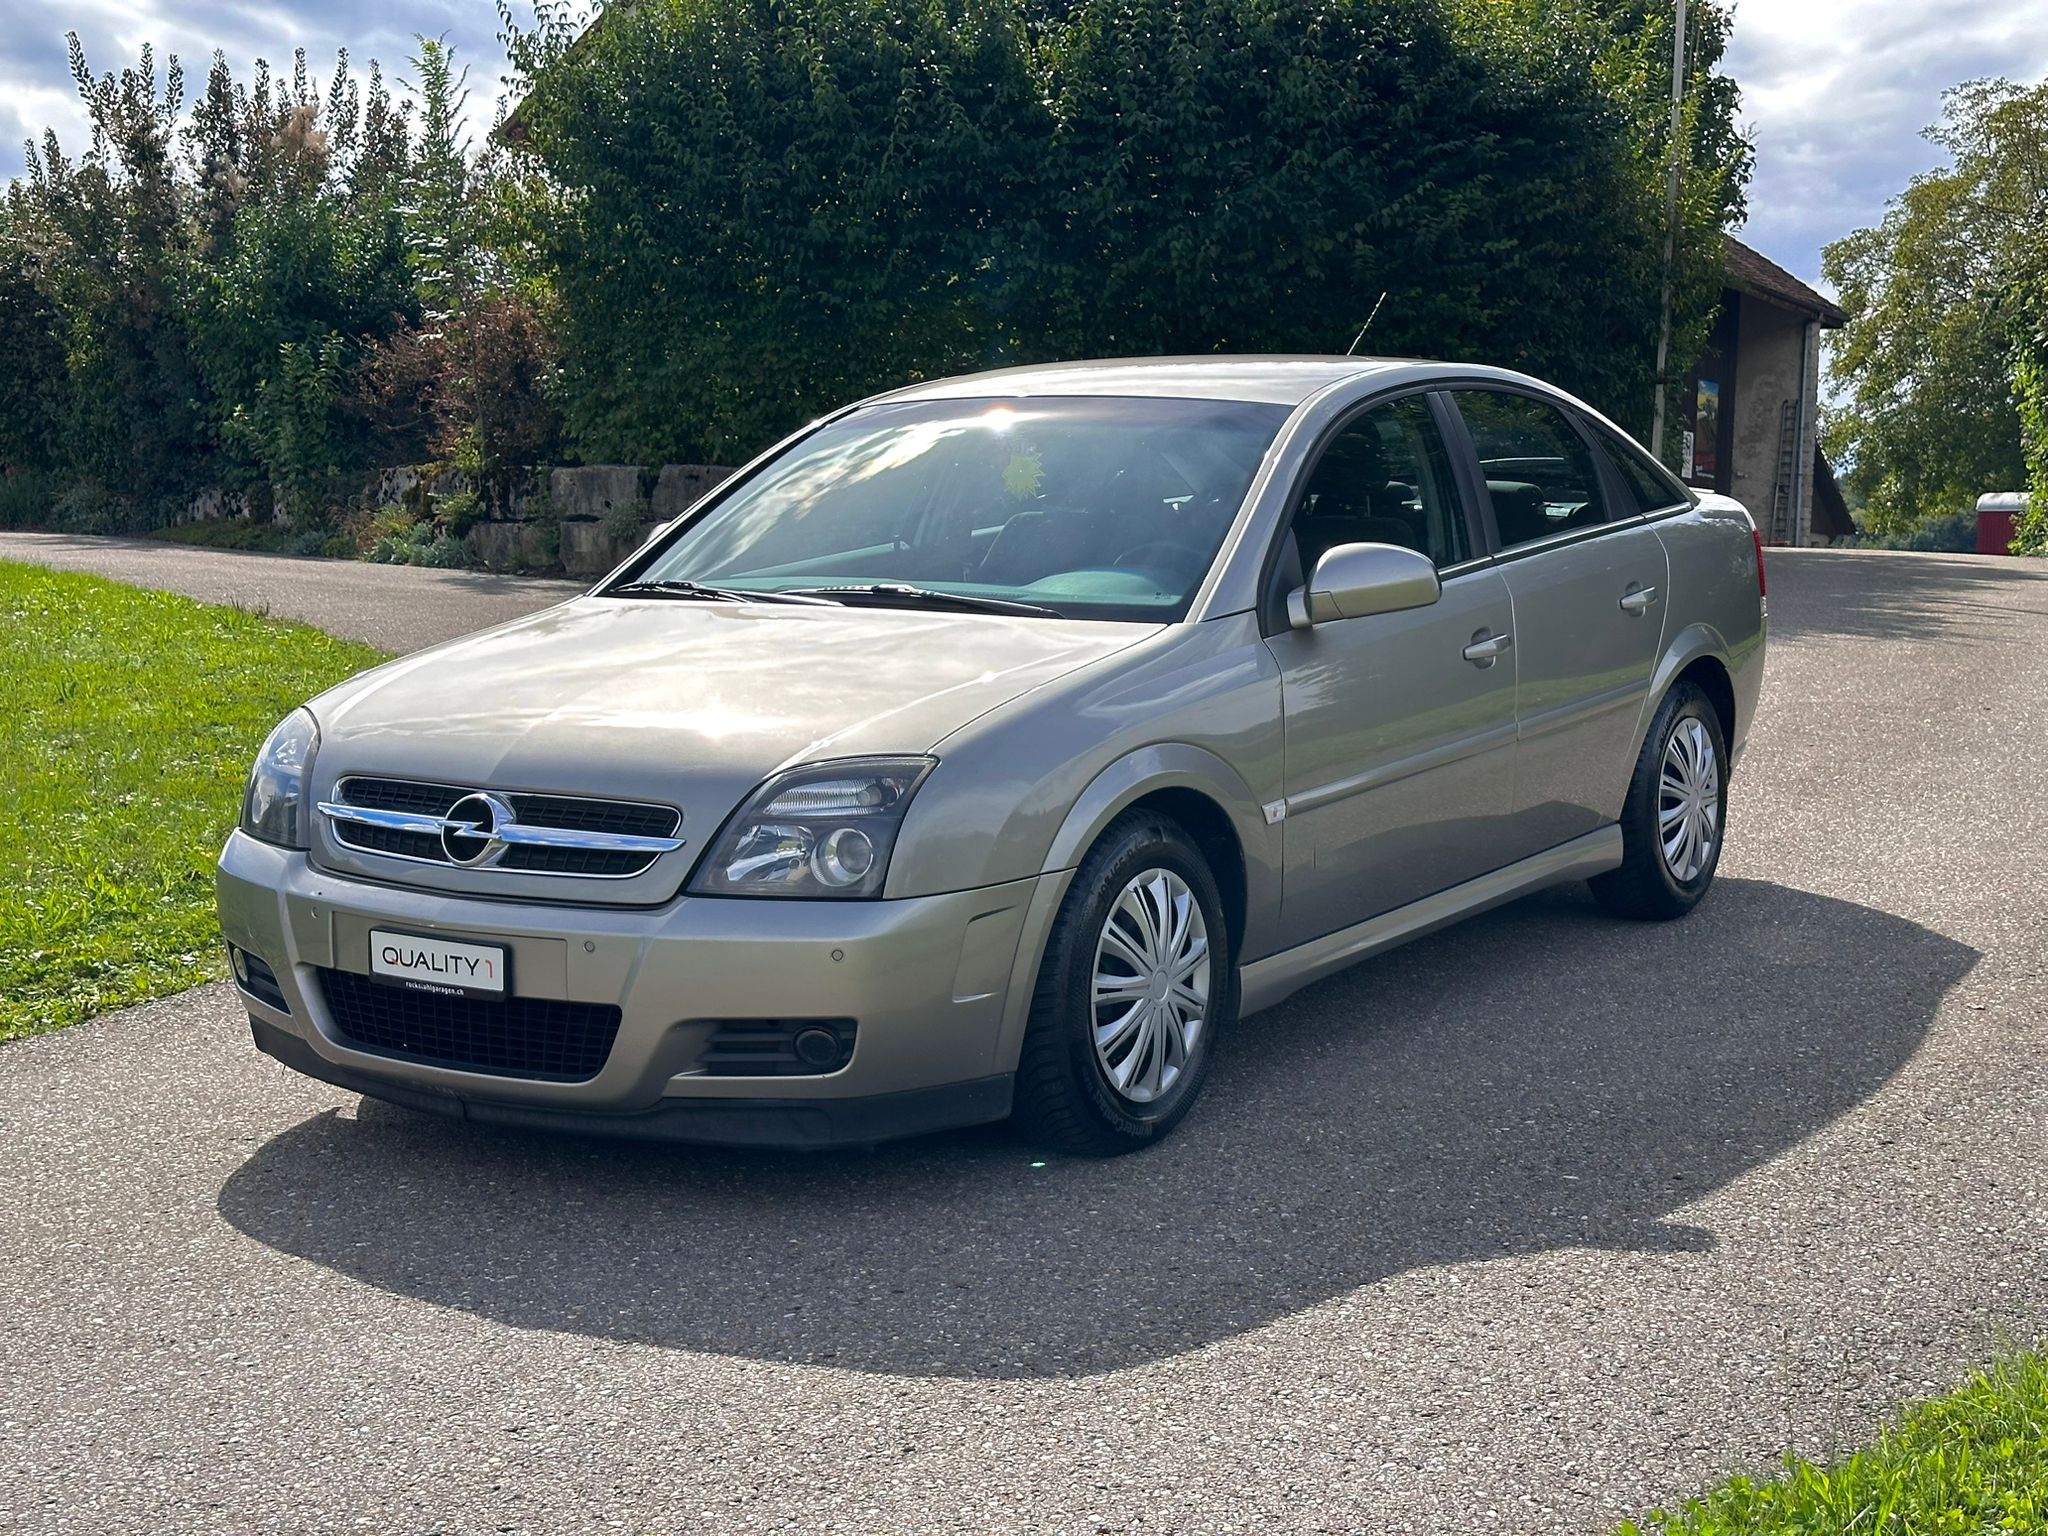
[216,877,1975,1380]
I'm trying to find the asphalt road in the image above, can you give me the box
[2,547,2045,1534]
[0,532,582,653]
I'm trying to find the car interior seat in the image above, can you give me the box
[1485,480,1550,546]
[1297,434,1426,569]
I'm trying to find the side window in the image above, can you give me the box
[1289,396,1471,576]
[1451,390,1610,550]
[1596,426,1692,515]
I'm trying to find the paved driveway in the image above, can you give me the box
[1,549,2044,1534]
[0,532,579,652]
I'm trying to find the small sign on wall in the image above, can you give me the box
[1693,380,1721,479]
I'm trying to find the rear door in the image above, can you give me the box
[1262,393,1520,949]
[1444,389,1670,855]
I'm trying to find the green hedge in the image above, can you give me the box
[508,0,1745,464]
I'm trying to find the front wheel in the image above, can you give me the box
[1591,680,1728,921]
[1011,811,1234,1155]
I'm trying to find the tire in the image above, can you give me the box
[1011,810,1235,1156]
[1590,680,1729,921]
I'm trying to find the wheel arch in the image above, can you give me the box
[1638,625,1737,763]
[1039,743,1275,962]
[992,745,1277,1075]
[1119,786,1249,966]
[1676,653,1737,748]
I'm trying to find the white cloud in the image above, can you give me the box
[1725,0,2048,291]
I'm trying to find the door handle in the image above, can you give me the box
[1462,630,1513,666]
[1619,584,1659,614]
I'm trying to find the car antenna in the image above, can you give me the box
[1346,292,1388,356]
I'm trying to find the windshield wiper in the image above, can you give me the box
[781,583,1061,619]
[607,579,838,606]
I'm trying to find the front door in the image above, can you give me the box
[1447,389,1670,854]
[1263,394,1521,950]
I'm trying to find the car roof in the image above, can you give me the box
[871,355,1417,408]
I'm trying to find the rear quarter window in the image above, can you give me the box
[1596,427,1693,515]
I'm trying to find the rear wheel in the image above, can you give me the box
[1591,680,1728,920]
[1012,811,1233,1155]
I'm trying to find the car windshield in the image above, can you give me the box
[626,396,1291,622]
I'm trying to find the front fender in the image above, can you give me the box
[1043,742,1278,911]
[985,741,1281,1076]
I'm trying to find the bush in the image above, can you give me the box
[366,512,473,568]
[46,482,151,536]
[510,0,1045,463]
[0,468,60,530]
[1856,508,1978,552]
[432,486,485,536]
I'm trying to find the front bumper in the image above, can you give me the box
[217,831,1057,1147]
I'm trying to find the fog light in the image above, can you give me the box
[792,1025,846,1069]
[228,945,290,1014]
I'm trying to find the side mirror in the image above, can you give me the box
[1287,542,1442,629]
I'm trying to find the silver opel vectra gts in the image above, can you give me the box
[218,357,1766,1154]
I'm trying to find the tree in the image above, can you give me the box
[1821,77,2048,538]
[1029,0,1746,433]
[2,39,428,505]
[10,40,206,491]
[3,31,565,522]
[504,0,1749,464]
[402,36,477,321]
[0,223,69,472]
[505,0,1048,463]
[181,59,419,504]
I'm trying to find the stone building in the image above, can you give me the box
[1678,237,1853,545]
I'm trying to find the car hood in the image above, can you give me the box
[312,594,1151,809]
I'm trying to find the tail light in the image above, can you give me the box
[1752,528,1767,597]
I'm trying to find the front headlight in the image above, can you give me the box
[689,757,934,899]
[240,708,320,849]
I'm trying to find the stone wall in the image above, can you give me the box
[534,464,735,578]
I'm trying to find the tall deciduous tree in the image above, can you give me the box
[1822,77,2048,538]
[12,41,204,490]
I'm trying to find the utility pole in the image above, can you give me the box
[1650,0,1690,462]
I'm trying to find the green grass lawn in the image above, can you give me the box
[0,561,384,1041]
[1624,1353,2048,1534]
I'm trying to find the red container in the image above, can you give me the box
[1977,494,2027,555]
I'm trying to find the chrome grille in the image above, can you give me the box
[320,777,683,878]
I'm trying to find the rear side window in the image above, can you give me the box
[1450,390,1609,550]
[1597,427,1692,515]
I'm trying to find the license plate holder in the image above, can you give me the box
[368,929,510,1001]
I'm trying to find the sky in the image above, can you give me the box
[4,0,2048,298]
[1725,0,2048,287]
